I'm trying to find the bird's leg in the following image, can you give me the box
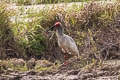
[61,48,68,63]
[61,48,71,65]
[63,50,69,60]
[63,53,70,65]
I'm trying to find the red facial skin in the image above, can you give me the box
[54,22,61,27]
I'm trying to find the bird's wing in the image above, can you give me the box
[64,35,79,56]
[64,34,75,43]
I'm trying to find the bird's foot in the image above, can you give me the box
[61,61,68,66]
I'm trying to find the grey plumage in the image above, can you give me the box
[56,27,79,56]
[46,22,79,57]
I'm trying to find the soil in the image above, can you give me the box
[0,58,120,80]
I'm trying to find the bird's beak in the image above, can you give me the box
[45,25,55,40]
[46,25,55,33]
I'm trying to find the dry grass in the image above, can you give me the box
[1,0,94,5]
[11,2,120,62]
[36,2,120,61]
[0,1,119,64]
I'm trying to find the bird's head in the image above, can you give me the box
[54,22,61,27]
[45,22,61,39]
[46,22,61,32]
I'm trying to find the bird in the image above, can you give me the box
[46,22,79,65]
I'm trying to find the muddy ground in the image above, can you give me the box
[0,69,119,80]
[0,58,120,80]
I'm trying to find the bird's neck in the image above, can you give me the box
[56,26,64,37]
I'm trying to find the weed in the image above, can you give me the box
[2,0,99,5]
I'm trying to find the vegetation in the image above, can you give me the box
[12,16,47,57]
[0,4,13,48]
[0,0,119,69]
[2,0,97,5]
[0,1,120,80]
[0,3,17,59]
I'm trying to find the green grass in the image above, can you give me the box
[0,4,14,47]
[12,16,47,57]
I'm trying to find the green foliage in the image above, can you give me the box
[0,3,14,47]
[12,15,47,56]
[25,33,46,55]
